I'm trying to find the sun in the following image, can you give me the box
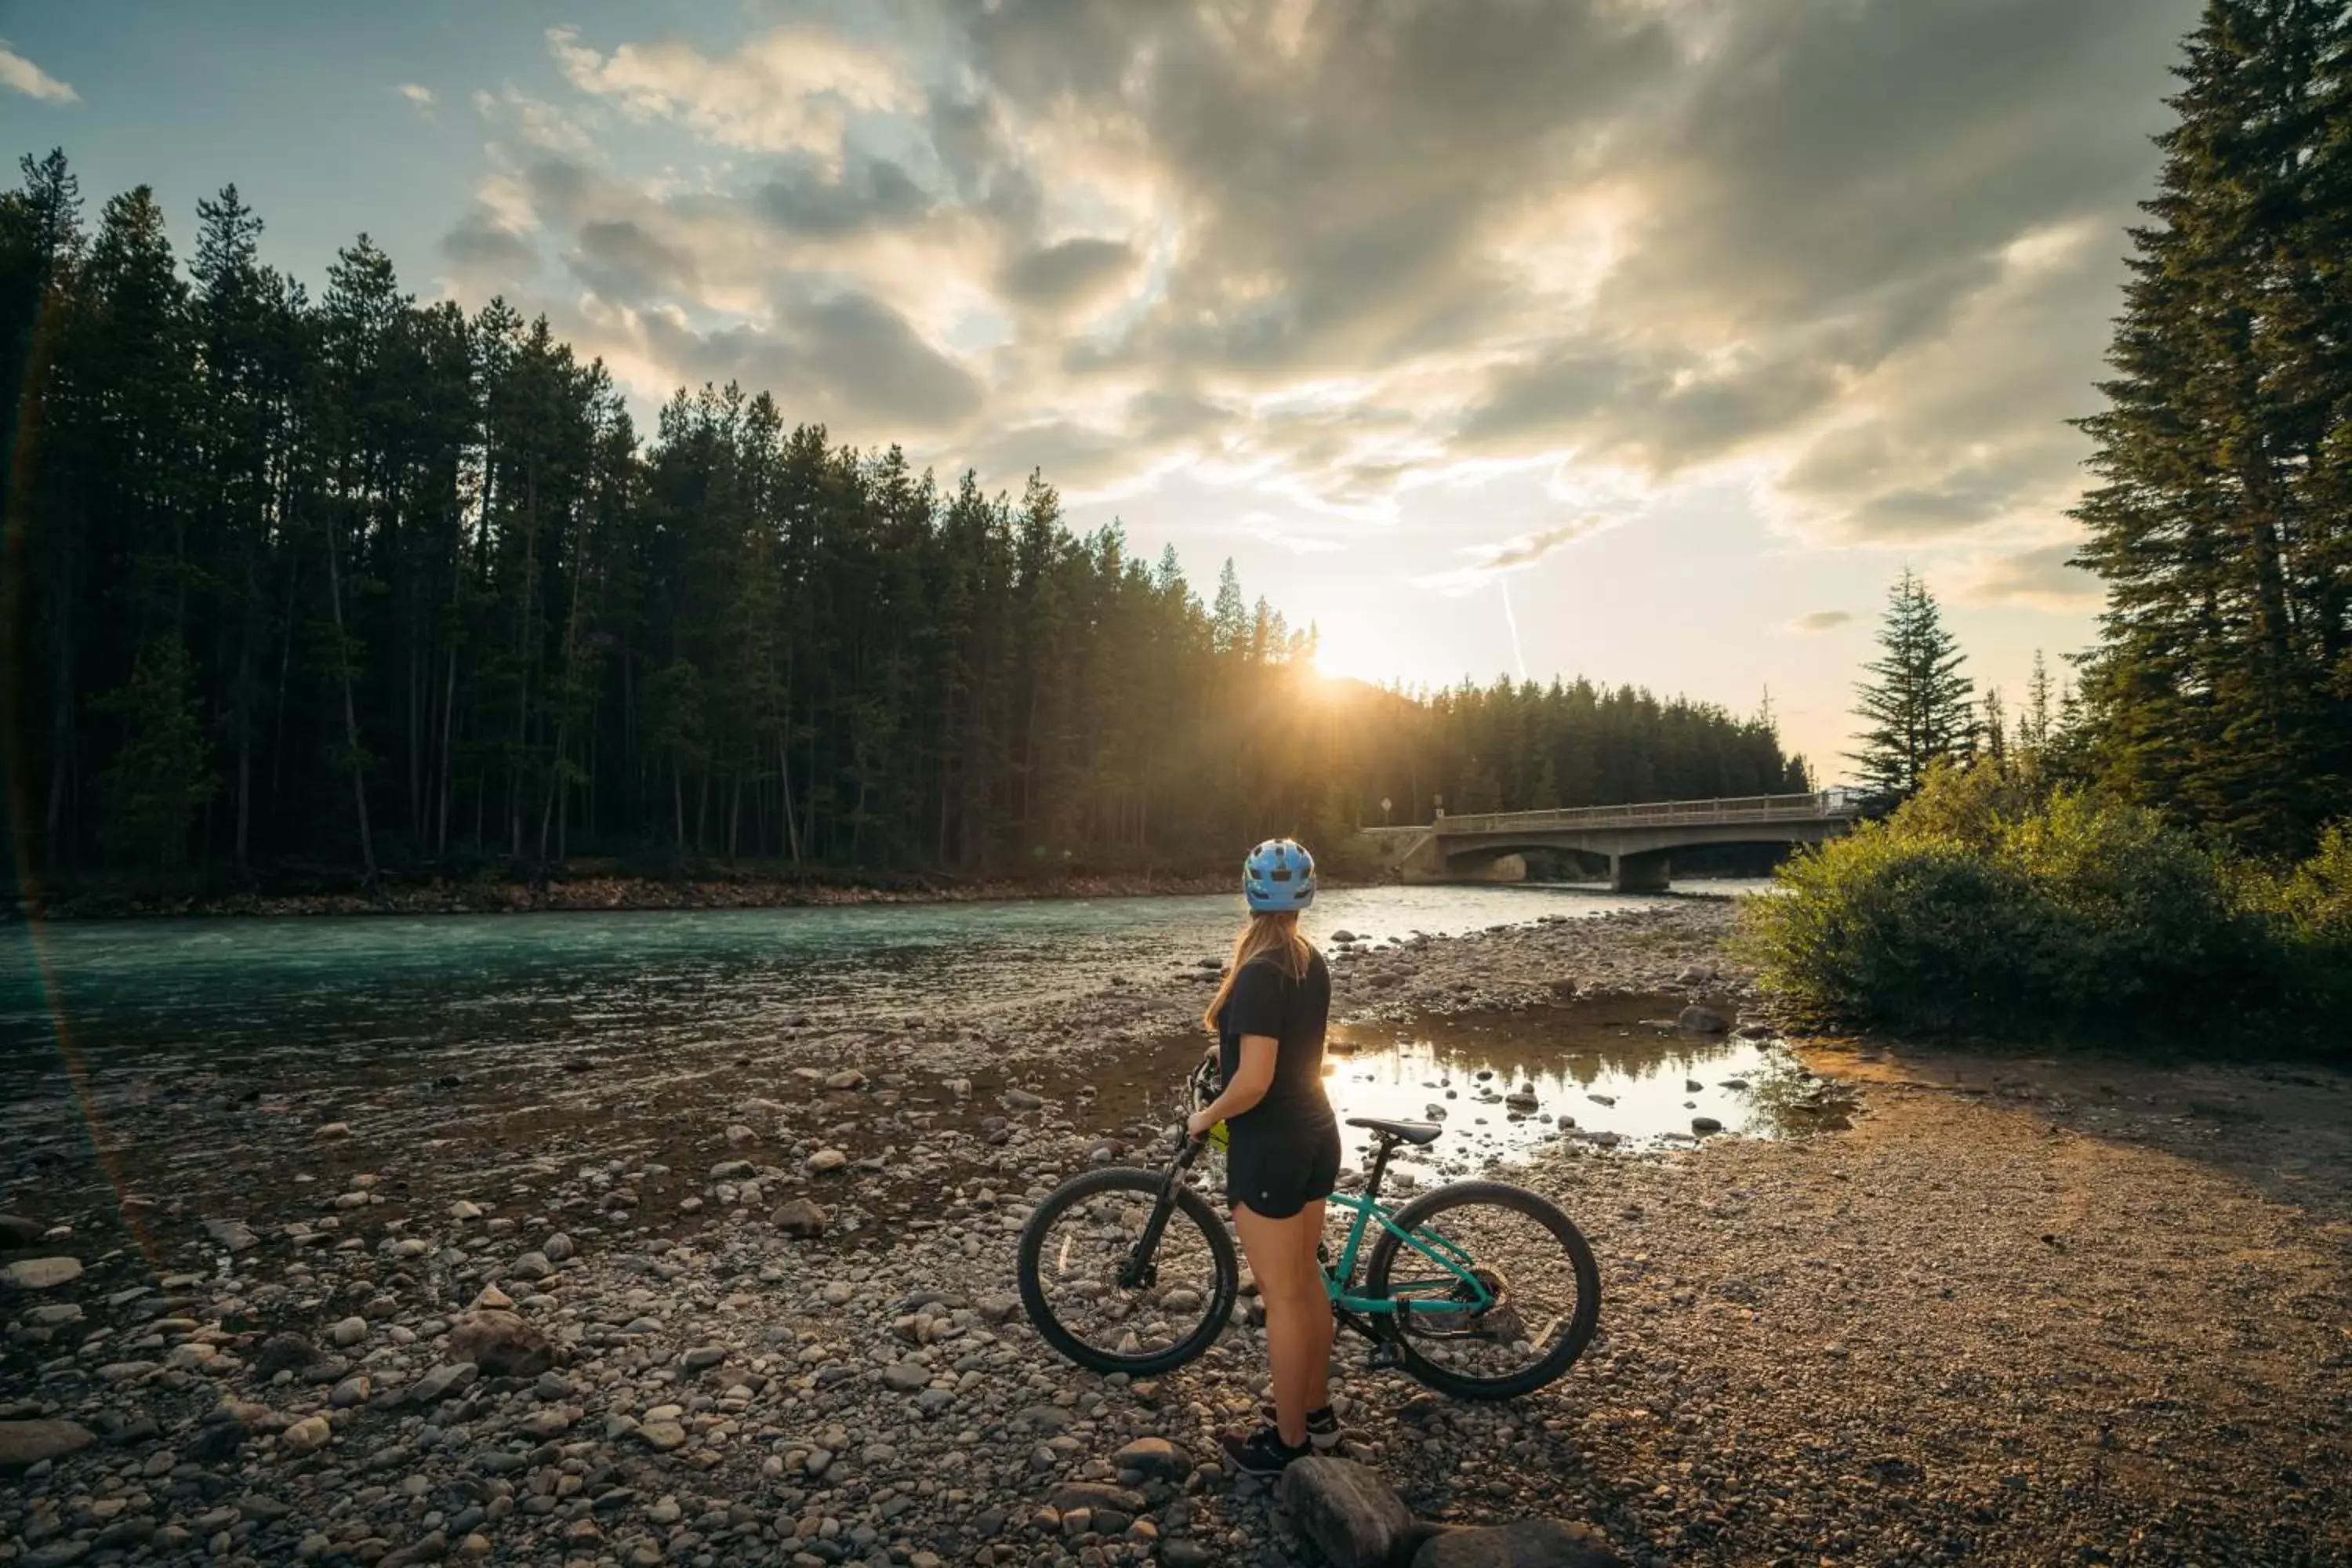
[1308,619,1407,686]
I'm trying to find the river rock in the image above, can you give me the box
[203,1217,260,1252]
[1112,1436,1189,1481]
[510,1250,554,1280]
[772,1197,829,1239]
[405,1362,478,1405]
[637,1421,688,1452]
[1677,1004,1729,1033]
[4,1256,80,1290]
[252,1333,325,1378]
[183,1415,249,1466]
[682,1345,728,1371]
[1692,1116,1725,1134]
[0,1419,95,1469]
[446,1310,555,1378]
[0,1214,46,1248]
[1278,1457,1416,1568]
[805,1148,848,1174]
[328,1315,369,1347]
[280,1414,332,1454]
[1410,1519,1632,1567]
[825,1068,869,1090]
[881,1360,931,1392]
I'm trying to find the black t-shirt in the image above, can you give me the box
[1216,947,1334,1120]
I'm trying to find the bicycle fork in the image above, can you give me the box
[1119,1138,1206,1290]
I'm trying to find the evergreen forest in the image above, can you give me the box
[0,154,1806,895]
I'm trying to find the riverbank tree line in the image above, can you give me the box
[0,151,1804,895]
[1751,0,2352,1054]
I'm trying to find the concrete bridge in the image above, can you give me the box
[1362,790,1862,891]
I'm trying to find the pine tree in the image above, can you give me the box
[94,638,215,870]
[1846,571,1975,800]
[1210,558,1248,655]
[2072,0,2352,852]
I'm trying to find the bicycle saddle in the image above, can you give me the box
[1347,1116,1443,1145]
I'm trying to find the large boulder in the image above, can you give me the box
[445,1310,555,1378]
[1411,1520,1631,1568]
[1278,1457,1417,1568]
[1676,1004,1729,1033]
[0,1419,94,1470]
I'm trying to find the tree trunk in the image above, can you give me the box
[436,641,459,858]
[321,505,380,891]
[779,732,802,864]
[268,552,299,815]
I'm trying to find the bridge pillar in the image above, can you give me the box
[1609,851,1671,892]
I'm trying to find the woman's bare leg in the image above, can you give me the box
[1234,1199,1334,1447]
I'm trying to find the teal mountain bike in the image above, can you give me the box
[1016,1061,1602,1400]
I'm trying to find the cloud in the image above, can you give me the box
[397,82,436,112]
[568,219,698,303]
[1251,524,1348,557]
[1956,540,2102,612]
[418,0,2210,549]
[622,288,984,432]
[1414,515,1610,594]
[547,24,911,163]
[753,154,934,238]
[0,42,75,103]
[998,238,1138,313]
[1786,610,1856,634]
[441,205,540,281]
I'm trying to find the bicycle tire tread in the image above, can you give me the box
[1014,1165,1238,1377]
[1363,1178,1602,1401]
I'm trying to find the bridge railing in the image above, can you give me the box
[1421,790,1857,836]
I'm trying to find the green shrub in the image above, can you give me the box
[1739,764,2327,1052]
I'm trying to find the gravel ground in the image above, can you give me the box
[3,901,2347,1567]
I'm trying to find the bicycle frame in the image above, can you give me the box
[1133,1126,1499,1354]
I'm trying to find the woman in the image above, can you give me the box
[1185,837,1344,1475]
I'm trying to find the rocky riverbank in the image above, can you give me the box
[13,867,1264,923]
[5,902,2347,1567]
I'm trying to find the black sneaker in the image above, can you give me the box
[1220,1424,1310,1477]
[1256,1402,1342,1450]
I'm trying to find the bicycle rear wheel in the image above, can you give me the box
[1016,1167,1237,1376]
[1363,1180,1600,1400]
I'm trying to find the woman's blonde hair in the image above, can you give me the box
[1203,911,1313,1033]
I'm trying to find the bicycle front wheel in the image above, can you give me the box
[1016,1166,1238,1376]
[1364,1180,1601,1400]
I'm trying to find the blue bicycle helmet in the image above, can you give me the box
[1243,838,1316,912]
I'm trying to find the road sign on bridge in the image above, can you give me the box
[1359,790,1862,891]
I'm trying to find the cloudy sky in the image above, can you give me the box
[0,0,2205,777]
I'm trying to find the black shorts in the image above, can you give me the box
[1225,1105,1341,1220]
